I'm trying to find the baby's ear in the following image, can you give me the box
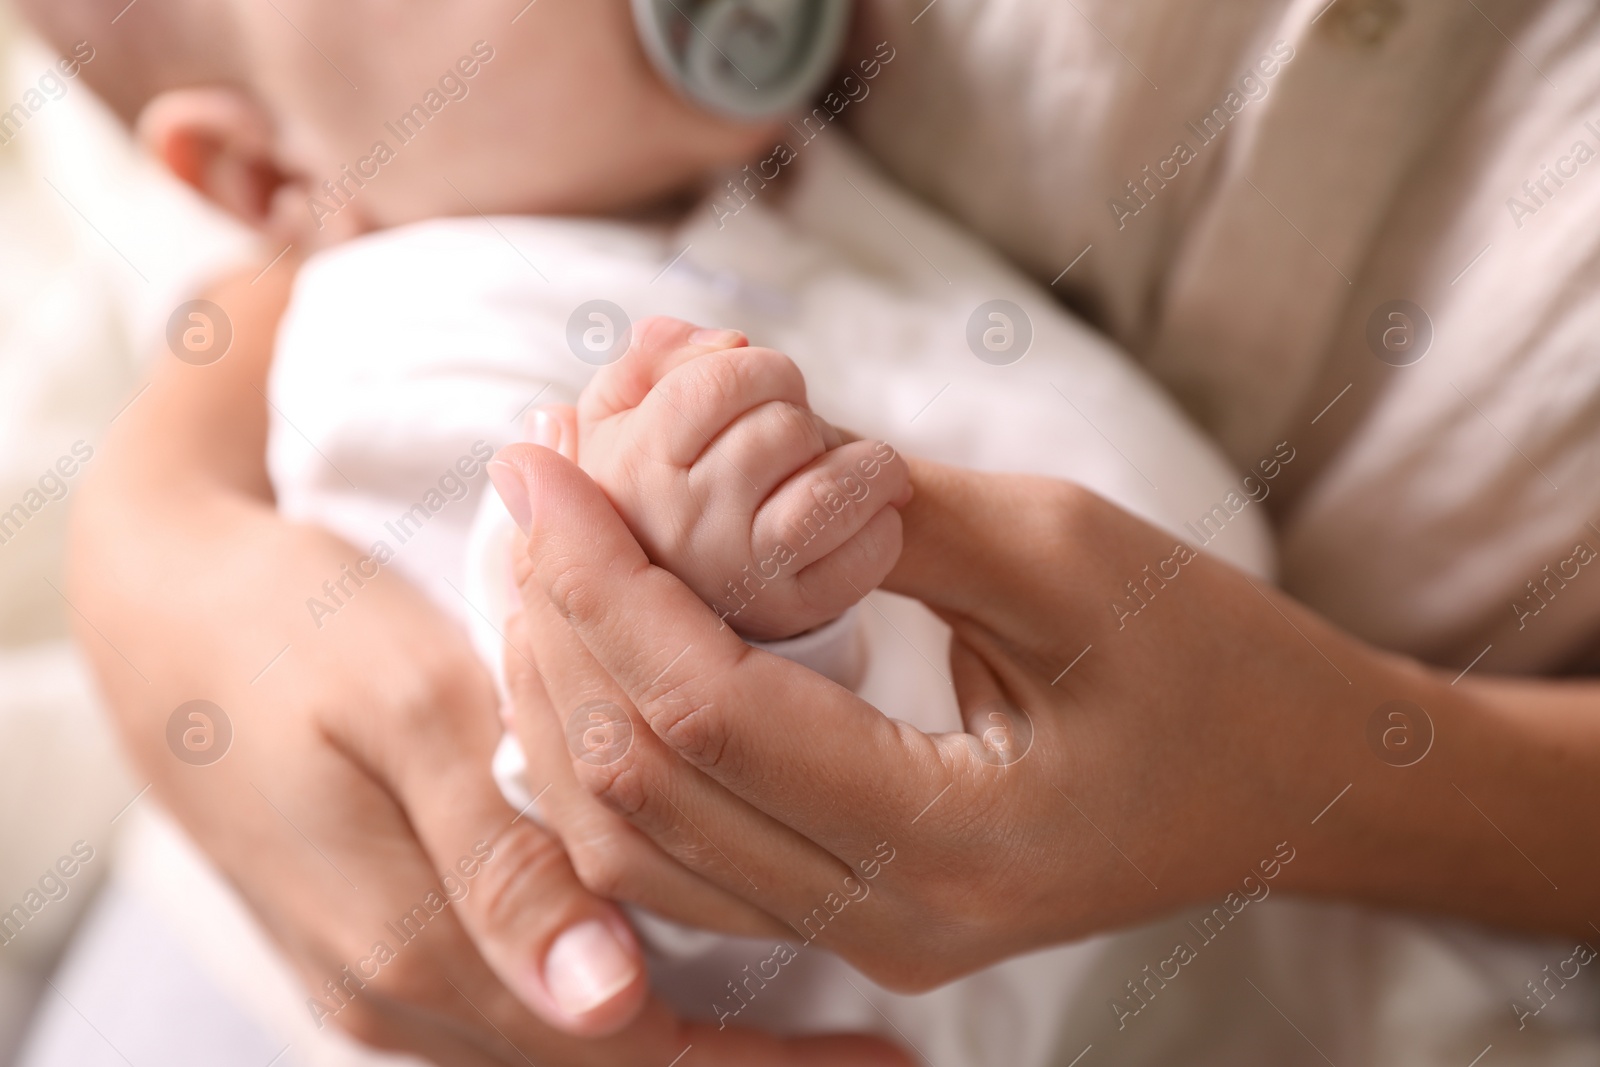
[137,87,292,232]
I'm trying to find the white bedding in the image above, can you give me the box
[0,14,249,1059]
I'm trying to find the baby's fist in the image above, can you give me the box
[576,317,910,641]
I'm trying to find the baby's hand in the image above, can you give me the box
[572,317,910,641]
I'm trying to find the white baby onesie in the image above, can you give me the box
[268,134,1273,1067]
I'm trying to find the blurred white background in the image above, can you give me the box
[0,5,252,1059]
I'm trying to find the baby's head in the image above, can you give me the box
[18,0,802,242]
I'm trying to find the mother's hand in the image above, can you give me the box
[69,263,909,1067]
[494,443,1443,990]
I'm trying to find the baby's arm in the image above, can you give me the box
[574,317,911,643]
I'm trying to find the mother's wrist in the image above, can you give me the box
[1264,629,1516,917]
[1111,551,1441,911]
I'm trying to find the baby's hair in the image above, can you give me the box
[13,0,243,123]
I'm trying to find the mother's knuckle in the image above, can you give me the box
[647,683,730,772]
[586,751,652,817]
[473,825,571,929]
[544,551,601,624]
[568,835,635,899]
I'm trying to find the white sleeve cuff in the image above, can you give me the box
[746,604,867,691]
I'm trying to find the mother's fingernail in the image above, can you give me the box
[689,328,745,347]
[544,920,639,1018]
[487,460,533,534]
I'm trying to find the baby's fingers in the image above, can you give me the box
[632,345,810,469]
[692,400,840,516]
[580,316,748,422]
[789,506,905,625]
[751,439,911,575]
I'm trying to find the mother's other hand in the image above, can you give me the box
[496,441,1568,991]
[68,263,909,1067]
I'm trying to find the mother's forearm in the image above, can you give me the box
[65,262,297,748]
[97,263,295,502]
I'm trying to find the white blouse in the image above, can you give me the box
[849,0,1600,674]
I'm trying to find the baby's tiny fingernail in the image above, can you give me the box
[529,409,562,451]
[487,460,533,534]
[543,920,639,1019]
[689,328,745,347]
